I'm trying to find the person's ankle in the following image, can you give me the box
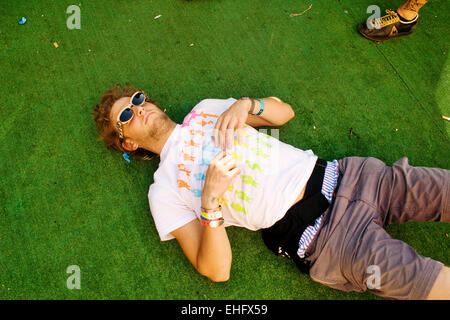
[397,8,418,21]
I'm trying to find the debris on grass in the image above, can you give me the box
[349,128,360,139]
[53,42,59,48]
[290,4,312,17]
[442,115,450,121]
[154,14,162,20]
[189,43,194,47]
[122,153,131,163]
[18,17,27,25]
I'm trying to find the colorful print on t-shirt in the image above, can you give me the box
[175,106,276,217]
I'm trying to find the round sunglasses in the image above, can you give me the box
[116,91,146,142]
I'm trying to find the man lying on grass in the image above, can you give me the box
[93,84,449,300]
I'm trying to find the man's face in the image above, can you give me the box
[110,96,170,150]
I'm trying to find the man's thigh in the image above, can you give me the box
[348,220,443,300]
[308,200,443,300]
[336,156,450,225]
[307,200,376,293]
[385,157,450,224]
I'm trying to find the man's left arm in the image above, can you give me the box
[245,97,295,127]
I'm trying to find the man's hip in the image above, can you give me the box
[304,156,449,299]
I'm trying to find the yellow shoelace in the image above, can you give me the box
[371,9,400,29]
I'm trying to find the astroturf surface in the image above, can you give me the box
[0,0,449,300]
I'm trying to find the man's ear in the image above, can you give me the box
[122,139,139,152]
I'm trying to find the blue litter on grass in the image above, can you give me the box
[122,153,130,163]
[18,17,27,25]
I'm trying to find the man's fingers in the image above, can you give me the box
[217,118,230,151]
[226,122,236,150]
[223,153,236,165]
[217,152,234,166]
[229,167,241,177]
[213,118,223,147]
[237,121,244,144]
[220,131,227,151]
[213,128,219,148]
[212,150,226,162]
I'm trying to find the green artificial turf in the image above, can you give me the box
[0,0,449,299]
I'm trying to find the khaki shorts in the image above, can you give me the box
[304,157,449,300]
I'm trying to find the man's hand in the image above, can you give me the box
[213,99,250,151]
[202,151,241,207]
[213,97,295,151]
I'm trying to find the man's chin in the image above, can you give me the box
[147,113,171,136]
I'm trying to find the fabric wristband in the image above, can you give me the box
[255,98,265,116]
[201,215,223,222]
[201,210,223,220]
[201,217,224,228]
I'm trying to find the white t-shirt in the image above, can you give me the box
[148,98,318,241]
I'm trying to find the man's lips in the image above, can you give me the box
[145,112,154,124]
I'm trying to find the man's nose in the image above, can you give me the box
[135,106,145,117]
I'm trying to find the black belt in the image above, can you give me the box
[261,158,330,274]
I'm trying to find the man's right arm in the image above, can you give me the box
[171,151,240,282]
[170,202,232,282]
